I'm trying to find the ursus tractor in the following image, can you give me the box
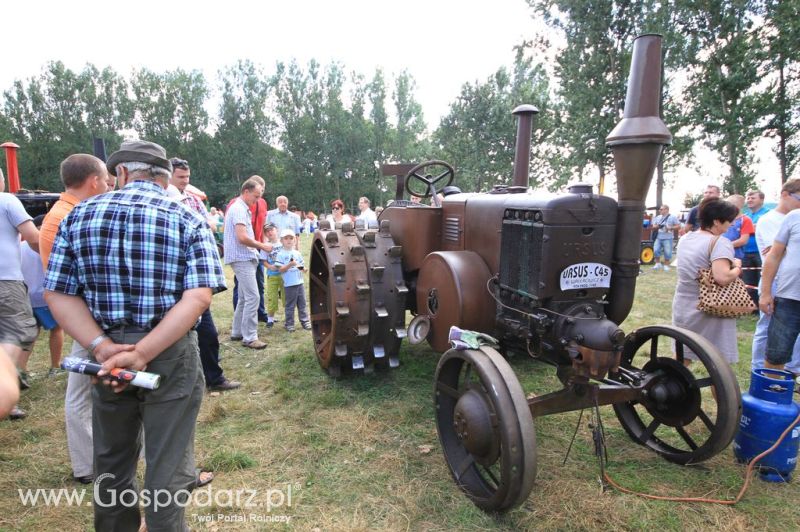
[308,34,741,511]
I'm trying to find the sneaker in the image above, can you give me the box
[73,475,94,484]
[651,263,662,271]
[663,265,670,272]
[301,321,312,331]
[285,325,295,333]
[208,379,242,391]
[266,318,274,329]
[242,339,267,350]
[18,370,30,390]
[230,335,243,341]
[47,368,63,378]
[8,406,26,420]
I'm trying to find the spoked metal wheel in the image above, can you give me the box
[435,346,536,512]
[611,325,741,464]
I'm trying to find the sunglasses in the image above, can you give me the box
[170,158,189,169]
[332,206,342,210]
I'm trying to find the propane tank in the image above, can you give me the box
[733,369,800,482]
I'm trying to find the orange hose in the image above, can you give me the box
[604,411,800,504]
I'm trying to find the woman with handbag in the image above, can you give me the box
[672,198,744,364]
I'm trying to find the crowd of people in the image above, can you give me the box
[2,144,800,529]
[665,181,800,374]
[0,140,390,531]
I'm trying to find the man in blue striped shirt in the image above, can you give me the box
[44,140,226,532]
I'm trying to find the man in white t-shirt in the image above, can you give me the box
[751,179,800,372]
[0,169,40,419]
[761,207,800,369]
[356,196,378,224]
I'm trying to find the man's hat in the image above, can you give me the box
[106,140,173,176]
[280,229,295,239]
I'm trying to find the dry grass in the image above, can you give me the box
[1,237,799,531]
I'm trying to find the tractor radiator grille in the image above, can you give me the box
[499,218,543,300]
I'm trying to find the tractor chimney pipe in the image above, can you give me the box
[605,35,672,325]
[1,142,21,193]
[511,105,539,188]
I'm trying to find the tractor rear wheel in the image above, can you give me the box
[309,219,408,376]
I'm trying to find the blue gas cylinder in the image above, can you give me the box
[733,369,800,482]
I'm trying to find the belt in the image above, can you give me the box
[105,325,151,334]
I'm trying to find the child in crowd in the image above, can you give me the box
[260,224,284,328]
[274,229,311,332]
[20,238,65,380]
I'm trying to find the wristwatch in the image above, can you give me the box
[87,333,110,356]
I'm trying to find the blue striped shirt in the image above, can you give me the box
[44,180,226,330]
[224,198,260,264]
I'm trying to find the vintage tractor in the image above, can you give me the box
[309,34,741,512]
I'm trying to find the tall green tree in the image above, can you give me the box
[530,0,648,190]
[761,0,800,183]
[1,62,129,190]
[209,60,276,206]
[675,0,764,194]
[434,46,553,192]
[130,68,210,158]
[391,71,428,162]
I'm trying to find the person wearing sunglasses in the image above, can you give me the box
[169,157,240,392]
[327,199,347,226]
[751,179,800,374]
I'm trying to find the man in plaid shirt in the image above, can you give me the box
[169,157,240,392]
[44,140,226,531]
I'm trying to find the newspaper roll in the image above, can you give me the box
[61,356,161,390]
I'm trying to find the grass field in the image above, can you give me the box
[2,235,799,531]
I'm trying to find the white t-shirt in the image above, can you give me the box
[0,193,32,281]
[756,209,788,291]
[773,209,800,301]
[356,208,377,223]
[755,209,786,254]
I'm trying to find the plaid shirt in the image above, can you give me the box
[44,180,226,330]
[182,192,208,217]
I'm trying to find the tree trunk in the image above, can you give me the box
[598,161,605,195]
[656,153,664,208]
[778,56,787,184]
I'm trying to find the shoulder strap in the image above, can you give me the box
[706,234,721,261]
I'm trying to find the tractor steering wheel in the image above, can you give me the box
[405,160,455,207]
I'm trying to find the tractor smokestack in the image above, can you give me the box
[511,105,539,189]
[605,34,672,324]
[1,142,21,193]
[93,137,108,162]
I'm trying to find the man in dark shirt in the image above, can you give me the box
[170,157,240,392]
[45,141,226,531]
[682,184,720,234]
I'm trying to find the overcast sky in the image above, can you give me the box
[2,0,535,125]
[2,0,783,205]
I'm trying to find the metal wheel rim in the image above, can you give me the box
[612,325,741,464]
[434,346,536,512]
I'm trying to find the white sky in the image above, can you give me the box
[2,0,534,125]
[2,0,785,206]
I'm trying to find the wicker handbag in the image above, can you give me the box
[696,235,757,318]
